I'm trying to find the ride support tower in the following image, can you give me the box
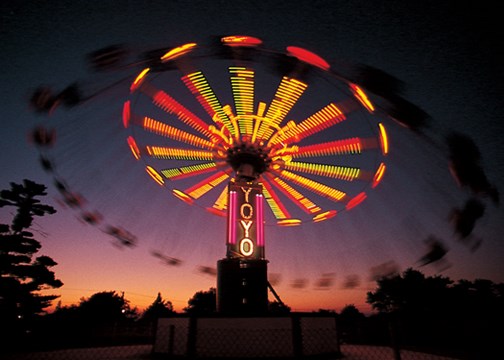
[217,147,269,314]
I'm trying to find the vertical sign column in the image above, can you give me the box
[226,181,265,259]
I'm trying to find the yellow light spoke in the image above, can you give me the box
[266,174,321,214]
[270,103,346,145]
[236,115,255,137]
[145,146,213,161]
[161,162,218,180]
[142,116,214,149]
[257,77,308,140]
[230,67,255,116]
[182,71,236,137]
[185,171,230,199]
[285,161,361,181]
[212,186,228,211]
[261,180,290,220]
[278,170,346,202]
[140,83,212,138]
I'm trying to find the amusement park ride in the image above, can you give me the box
[31,35,392,314]
[29,34,499,357]
[122,36,390,313]
[32,34,497,312]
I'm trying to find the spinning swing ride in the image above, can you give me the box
[30,35,495,313]
[122,36,388,312]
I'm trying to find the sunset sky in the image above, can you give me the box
[1,1,503,314]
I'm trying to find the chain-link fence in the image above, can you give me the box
[2,314,488,359]
[2,344,462,360]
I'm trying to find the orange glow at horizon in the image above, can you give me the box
[41,276,375,315]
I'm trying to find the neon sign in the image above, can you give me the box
[227,182,264,259]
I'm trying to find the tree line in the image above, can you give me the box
[2,180,502,358]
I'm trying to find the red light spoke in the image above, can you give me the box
[140,82,213,139]
[184,171,230,200]
[140,116,214,149]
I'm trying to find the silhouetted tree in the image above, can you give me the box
[183,288,216,315]
[367,268,452,315]
[0,180,62,341]
[268,300,291,314]
[366,268,504,357]
[141,292,175,324]
[78,291,138,325]
[37,291,139,348]
[338,304,366,344]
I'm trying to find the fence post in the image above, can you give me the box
[168,324,175,356]
[291,314,303,358]
[187,316,197,358]
[388,313,401,360]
